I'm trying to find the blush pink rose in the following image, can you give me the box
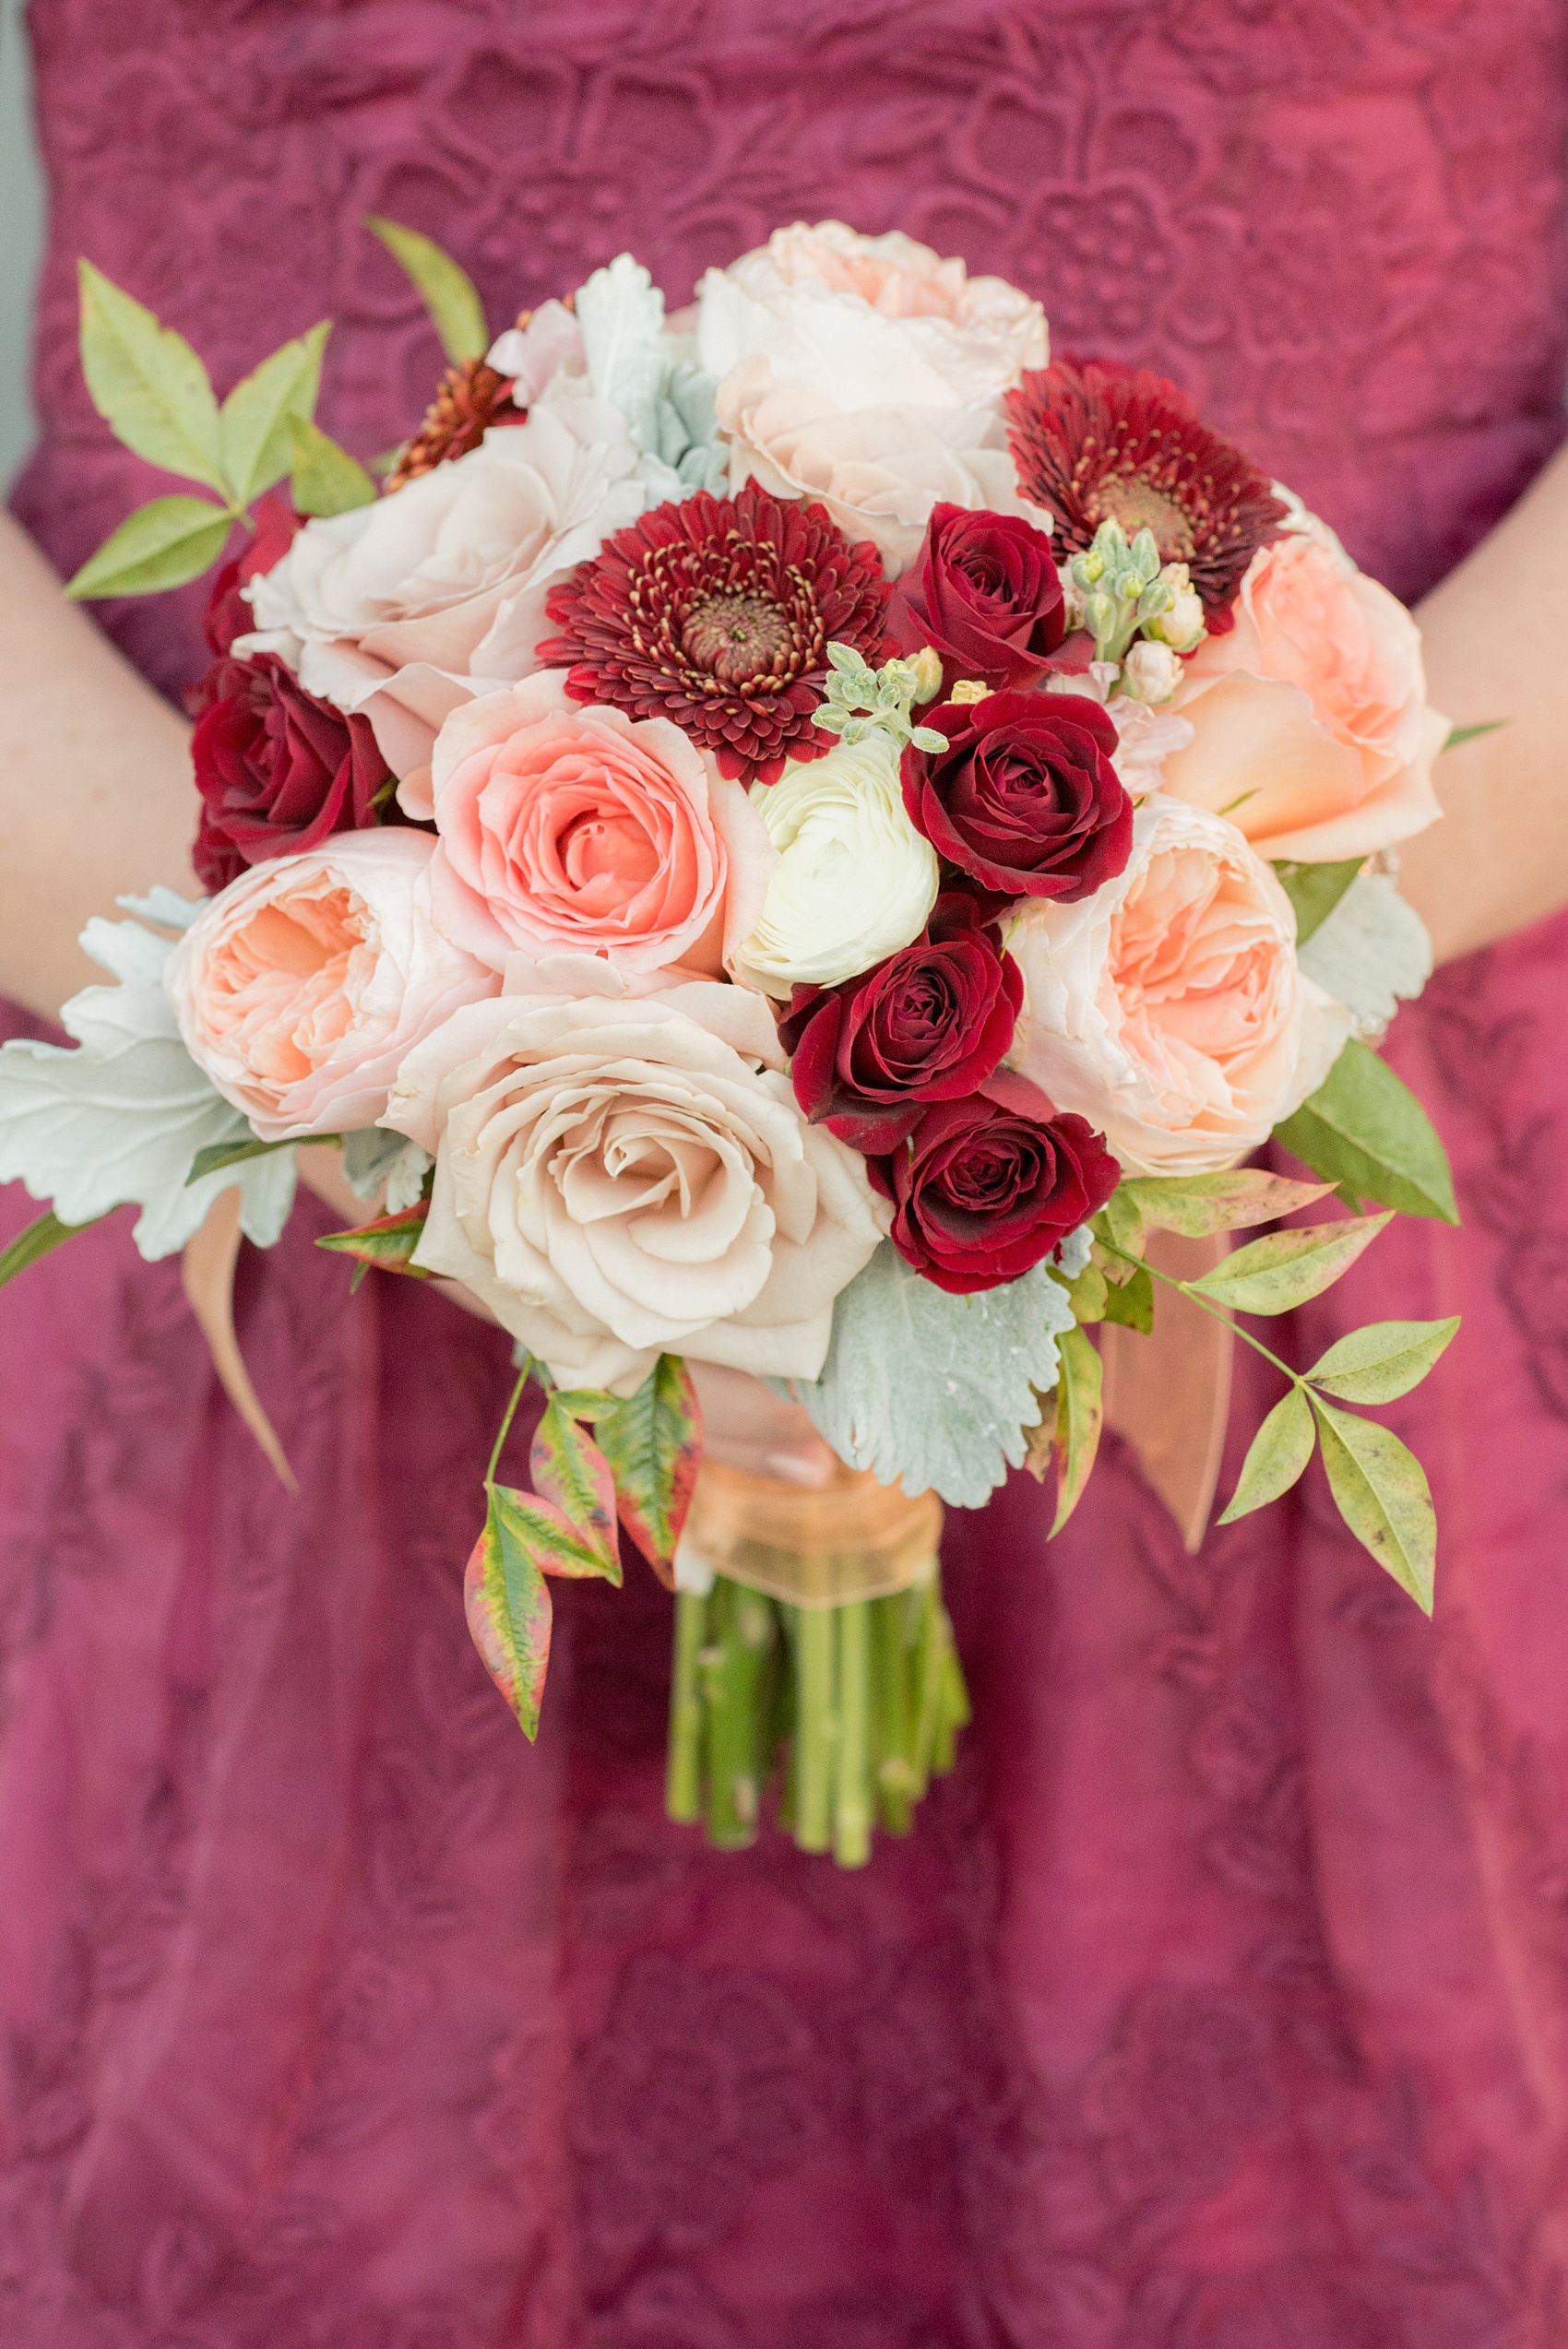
[1010,795,1348,1176]
[166,830,497,1140]
[425,672,773,977]
[1164,533,1446,861]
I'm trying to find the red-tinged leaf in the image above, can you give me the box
[530,1394,620,1578]
[315,1202,431,1276]
[463,1483,553,1740]
[592,1354,703,1587]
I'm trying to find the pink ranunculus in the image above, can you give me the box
[1164,533,1446,861]
[1009,795,1348,1176]
[424,672,773,978]
[381,982,887,1395]
[166,830,497,1141]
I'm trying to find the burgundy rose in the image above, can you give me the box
[886,503,1065,693]
[778,895,1023,1153]
[202,490,303,657]
[869,1072,1120,1294]
[188,654,395,893]
[902,690,1132,902]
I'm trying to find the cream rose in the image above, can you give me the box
[731,730,939,997]
[1164,534,1446,861]
[166,831,498,1141]
[382,983,887,1394]
[241,397,647,810]
[1010,796,1348,1176]
[425,672,774,978]
[696,221,1047,410]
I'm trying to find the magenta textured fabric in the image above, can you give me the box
[6,3,1568,2341]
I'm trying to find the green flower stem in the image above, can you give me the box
[833,1599,873,1869]
[484,1366,531,1485]
[791,1605,837,1853]
[699,1583,772,1849]
[1099,1239,1303,1393]
[872,1590,914,1835]
[665,1588,707,1824]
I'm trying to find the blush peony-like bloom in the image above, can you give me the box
[903,691,1133,901]
[381,981,888,1394]
[166,830,497,1140]
[1004,359,1288,629]
[731,730,940,996]
[423,671,772,978]
[778,893,1023,1153]
[536,481,890,788]
[885,503,1065,693]
[1010,796,1347,1176]
[188,652,397,893]
[1163,532,1446,861]
[867,1071,1119,1294]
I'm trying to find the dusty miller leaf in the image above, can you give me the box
[1297,874,1432,1039]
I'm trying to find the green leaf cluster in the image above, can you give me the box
[1274,1038,1457,1222]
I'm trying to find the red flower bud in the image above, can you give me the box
[902,689,1132,902]
[886,502,1064,694]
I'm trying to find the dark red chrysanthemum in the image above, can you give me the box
[1004,357,1288,630]
[536,482,892,785]
[385,358,524,492]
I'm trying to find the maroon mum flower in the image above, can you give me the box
[537,481,890,786]
[868,1072,1120,1295]
[188,654,395,893]
[902,690,1132,902]
[1004,357,1287,629]
[778,894,1024,1154]
[886,503,1065,694]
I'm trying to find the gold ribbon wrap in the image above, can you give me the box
[678,1458,942,1609]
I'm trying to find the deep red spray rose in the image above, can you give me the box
[202,490,304,658]
[886,503,1064,693]
[778,895,1024,1153]
[868,1071,1120,1295]
[902,690,1132,902]
[188,653,395,893]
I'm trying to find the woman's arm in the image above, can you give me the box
[1400,435,1568,965]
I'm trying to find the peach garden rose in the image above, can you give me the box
[425,672,774,979]
[1162,532,1447,862]
[1009,795,1348,1176]
[166,830,497,1140]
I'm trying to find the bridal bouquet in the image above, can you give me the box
[0,220,1465,1865]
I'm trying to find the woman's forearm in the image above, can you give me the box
[1400,435,1568,965]
[0,510,196,1020]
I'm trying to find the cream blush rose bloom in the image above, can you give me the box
[166,830,497,1140]
[382,982,887,1395]
[1010,796,1348,1176]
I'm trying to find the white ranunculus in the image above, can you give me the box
[381,983,887,1395]
[1009,795,1348,1176]
[695,221,1047,411]
[730,731,939,997]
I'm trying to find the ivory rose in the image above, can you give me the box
[382,982,888,1394]
[731,731,939,997]
[425,672,773,978]
[1010,796,1348,1176]
[166,831,497,1140]
[1164,533,1446,861]
[242,398,647,810]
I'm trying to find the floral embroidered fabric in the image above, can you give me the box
[5,1,1568,2341]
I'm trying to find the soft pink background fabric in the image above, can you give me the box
[5,2,1568,2342]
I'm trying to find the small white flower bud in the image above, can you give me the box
[1122,640,1183,705]
[1143,563,1206,652]
[906,645,945,705]
[948,678,992,706]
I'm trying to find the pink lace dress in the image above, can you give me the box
[5,3,1568,2342]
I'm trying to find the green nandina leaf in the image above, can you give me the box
[220,321,331,506]
[64,494,234,600]
[1050,1323,1103,1536]
[1303,1315,1460,1405]
[1274,1038,1458,1225]
[529,1395,621,1579]
[1443,721,1504,751]
[364,215,489,364]
[77,261,229,492]
[0,1205,109,1290]
[463,1482,554,1739]
[1218,1386,1315,1524]
[591,1354,702,1581]
[1310,1395,1436,1612]
[1100,1260,1154,1334]
[289,416,377,517]
[1187,1212,1392,1315]
[1272,857,1364,945]
[1092,1185,1146,1260]
[315,1202,431,1278]
[1122,1169,1335,1239]
[189,1133,322,1185]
